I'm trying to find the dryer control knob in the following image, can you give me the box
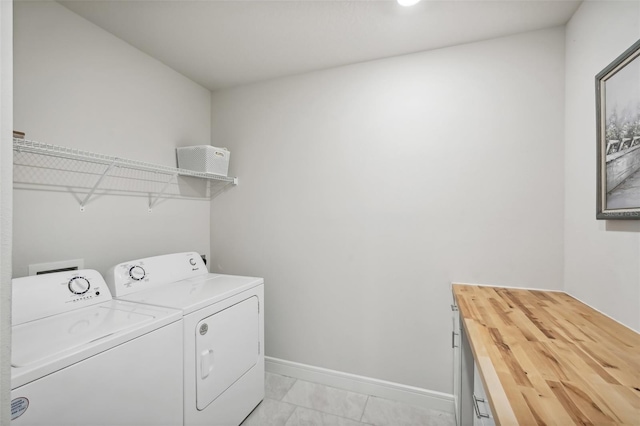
[68,276,91,295]
[129,266,146,281]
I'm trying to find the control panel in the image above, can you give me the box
[12,269,112,326]
[105,252,208,298]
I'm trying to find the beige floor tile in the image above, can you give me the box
[281,380,368,421]
[361,396,455,426]
[241,398,297,426]
[284,406,370,426]
[266,372,297,401]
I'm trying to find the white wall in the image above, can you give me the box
[13,1,212,276]
[0,0,12,421]
[564,1,640,331]
[210,27,566,394]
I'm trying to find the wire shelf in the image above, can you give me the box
[13,138,237,182]
[13,138,237,211]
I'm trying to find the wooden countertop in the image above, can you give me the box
[452,284,640,426]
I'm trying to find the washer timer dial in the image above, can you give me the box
[129,265,146,281]
[68,276,91,295]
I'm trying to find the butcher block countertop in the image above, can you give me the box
[452,284,640,426]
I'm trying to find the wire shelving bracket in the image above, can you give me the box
[148,173,177,213]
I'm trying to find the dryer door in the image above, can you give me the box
[195,296,260,410]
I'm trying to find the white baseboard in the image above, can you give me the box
[265,356,454,414]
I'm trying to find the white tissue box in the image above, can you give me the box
[176,145,230,176]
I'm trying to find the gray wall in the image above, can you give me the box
[210,27,566,394]
[12,1,213,277]
[564,1,640,331]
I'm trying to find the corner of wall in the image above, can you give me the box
[0,0,13,422]
[562,0,640,331]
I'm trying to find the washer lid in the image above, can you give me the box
[13,304,154,367]
[118,273,263,315]
[11,300,182,389]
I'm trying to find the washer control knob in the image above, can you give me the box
[129,266,146,281]
[189,258,197,266]
[68,276,91,295]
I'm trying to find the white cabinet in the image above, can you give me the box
[452,292,492,426]
[452,303,462,424]
[472,363,495,426]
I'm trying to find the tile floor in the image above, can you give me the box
[241,373,456,426]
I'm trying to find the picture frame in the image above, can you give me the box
[596,39,640,219]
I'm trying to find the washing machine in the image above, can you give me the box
[10,269,183,425]
[105,252,264,426]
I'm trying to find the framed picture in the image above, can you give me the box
[596,39,640,219]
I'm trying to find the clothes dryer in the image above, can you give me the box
[105,252,264,426]
[11,269,183,425]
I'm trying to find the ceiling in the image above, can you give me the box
[59,0,582,91]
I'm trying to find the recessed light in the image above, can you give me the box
[397,0,421,6]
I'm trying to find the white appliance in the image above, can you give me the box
[11,269,183,425]
[105,252,264,426]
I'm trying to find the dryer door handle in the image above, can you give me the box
[200,349,214,380]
